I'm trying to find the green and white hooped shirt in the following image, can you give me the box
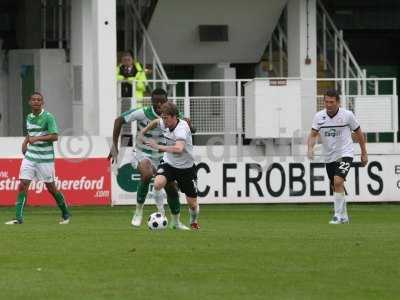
[25,110,58,163]
[122,105,165,160]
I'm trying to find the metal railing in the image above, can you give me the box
[41,0,70,51]
[265,12,288,77]
[316,0,366,81]
[118,78,398,144]
[263,0,366,84]
[124,0,170,87]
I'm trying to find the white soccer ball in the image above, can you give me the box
[147,212,168,230]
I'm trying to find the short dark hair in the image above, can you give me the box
[151,88,168,99]
[30,92,44,100]
[121,51,133,58]
[324,89,340,101]
[161,102,178,117]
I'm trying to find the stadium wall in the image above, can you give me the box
[0,136,111,206]
[0,138,399,205]
[113,145,400,205]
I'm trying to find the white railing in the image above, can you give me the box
[118,78,398,144]
[264,1,366,82]
[316,0,366,80]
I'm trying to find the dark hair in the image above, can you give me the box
[151,88,168,99]
[324,89,340,101]
[30,92,44,100]
[121,51,133,58]
[160,102,178,117]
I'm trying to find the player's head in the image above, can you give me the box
[121,51,133,67]
[151,88,168,115]
[29,92,44,111]
[323,89,340,114]
[160,102,179,129]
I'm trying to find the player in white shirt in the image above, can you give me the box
[140,102,200,230]
[307,89,368,224]
[108,89,190,229]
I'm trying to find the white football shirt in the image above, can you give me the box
[311,108,360,163]
[159,119,194,169]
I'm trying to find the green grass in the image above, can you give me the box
[1,204,400,300]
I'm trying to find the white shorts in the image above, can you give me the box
[19,158,55,183]
[131,150,161,170]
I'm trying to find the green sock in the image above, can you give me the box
[16,192,27,221]
[167,194,180,215]
[54,192,70,219]
[136,181,150,204]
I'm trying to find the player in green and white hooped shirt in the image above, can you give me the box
[108,89,187,229]
[5,93,70,225]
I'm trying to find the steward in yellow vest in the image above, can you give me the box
[117,52,147,108]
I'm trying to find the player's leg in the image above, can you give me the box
[329,157,352,224]
[152,163,173,216]
[45,182,70,224]
[5,179,31,224]
[6,159,34,224]
[164,182,189,230]
[186,196,200,230]
[176,166,200,230]
[332,176,347,221]
[131,158,155,226]
[326,161,337,222]
[37,162,70,223]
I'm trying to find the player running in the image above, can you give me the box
[307,89,368,224]
[108,88,190,230]
[140,102,200,230]
[5,92,70,225]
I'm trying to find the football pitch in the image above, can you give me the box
[1,204,399,300]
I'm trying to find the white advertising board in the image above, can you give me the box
[112,147,400,204]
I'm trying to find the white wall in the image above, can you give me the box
[147,0,288,64]
[7,49,72,136]
[287,0,317,129]
[70,0,117,136]
[38,50,73,133]
[92,0,117,136]
[70,0,85,135]
[7,50,37,136]
[193,63,236,95]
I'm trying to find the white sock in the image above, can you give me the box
[171,213,180,224]
[334,192,347,220]
[189,204,199,224]
[153,189,165,215]
[135,203,144,215]
[342,196,349,220]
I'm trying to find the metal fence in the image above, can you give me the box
[118,78,398,144]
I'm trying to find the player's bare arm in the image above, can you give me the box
[28,133,58,144]
[146,139,185,154]
[21,135,29,155]
[353,127,368,166]
[138,118,160,143]
[307,129,319,160]
[107,116,125,162]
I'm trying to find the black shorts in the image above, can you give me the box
[156,163,198,197]
[326,157,353,185]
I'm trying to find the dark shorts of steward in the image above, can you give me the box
[156,163,198,197]
[326,157,353,185]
